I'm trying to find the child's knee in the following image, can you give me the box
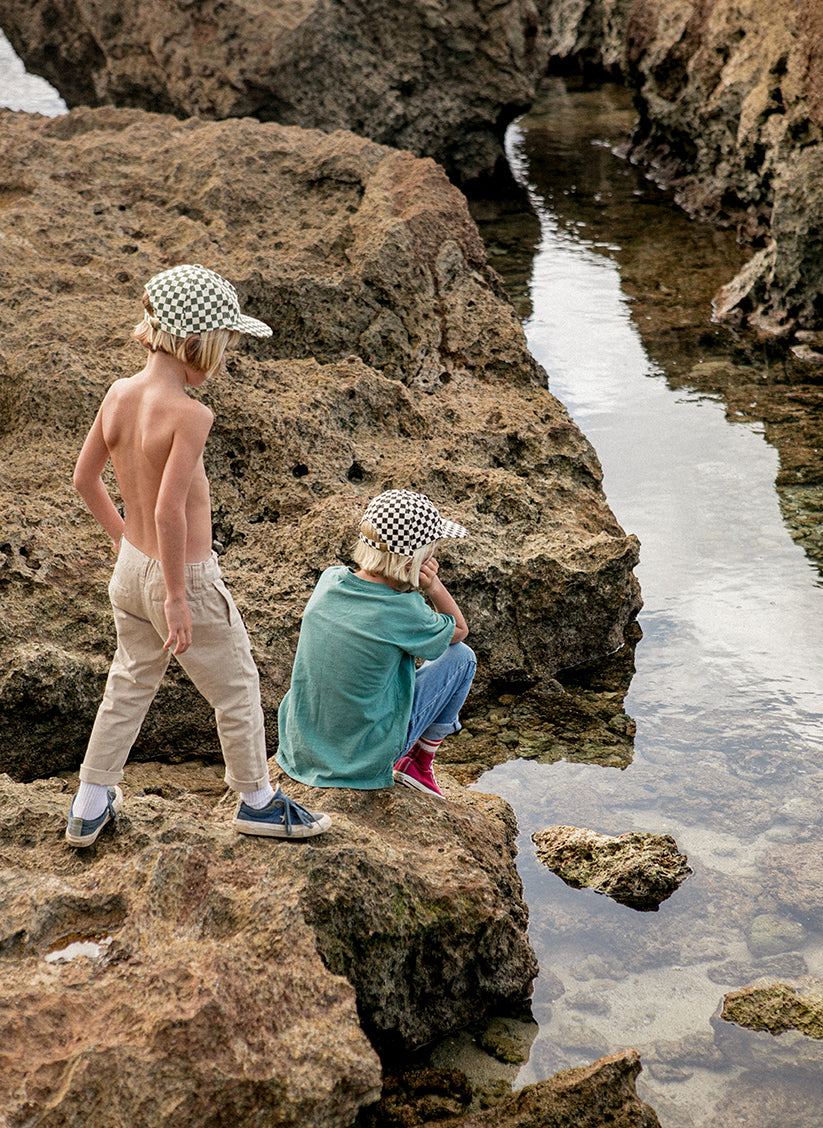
[450,640,476,669]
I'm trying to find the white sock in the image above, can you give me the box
[72,781,109,820]
[413,735,443,762]
[241,784,276,809]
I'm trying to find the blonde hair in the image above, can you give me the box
[133,293,240,379]
[352,522,437,590]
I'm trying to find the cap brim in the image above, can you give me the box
[237,313,273,338]
[439,519,468,540]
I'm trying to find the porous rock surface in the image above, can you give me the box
[532,824,692,910]
[0,0,546,182]
[0,763,537,1126]
[0,106,641,782]
[721,978,823,1040]
[537,0,823,334]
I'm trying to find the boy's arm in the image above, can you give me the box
[418,557,468,643]
[73,405,126,552]
[155,404,213,656]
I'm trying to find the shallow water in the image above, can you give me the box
[470,80,823,1125]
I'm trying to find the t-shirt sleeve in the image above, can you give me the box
[393,592,456,661]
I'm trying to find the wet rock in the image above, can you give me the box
[0,107,640,782]
[360,1067,474,1127]
[711,981,823,1084]
[419,1010,539,1110]
[426,1049,661,1128]
[531,825,692,911]
[476,1016,534,1065]
[442,625,641,783]
[0,0,546,183]
[721,979,823,1040]
[645,1031,726,1073]
[0,764,537,1125]
[565,986,612,1016]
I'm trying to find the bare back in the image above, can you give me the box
[96,355,214,563]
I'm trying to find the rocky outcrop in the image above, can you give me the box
[531,825,691,910]
[0,106,641,782]
[0,764,537,1126]
[0,0,546,183]
[535,0,632,74]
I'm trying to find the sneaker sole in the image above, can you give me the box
[65,786,124,847]
[392,769,443,797]
[232,812,332,838]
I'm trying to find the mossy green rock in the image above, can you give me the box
[722,980,823,1040]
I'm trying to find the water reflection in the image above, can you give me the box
[473,79,823,1125]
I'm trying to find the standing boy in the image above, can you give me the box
[66,264,331,845]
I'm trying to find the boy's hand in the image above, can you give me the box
[163,596,193,655]
[418,556,440,590]
[418,554,469,643]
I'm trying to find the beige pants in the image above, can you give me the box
[79,538,269,792]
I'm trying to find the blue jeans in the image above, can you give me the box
[400,642,476,758]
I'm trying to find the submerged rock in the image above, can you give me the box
[745,912,806,959]
[758,839,823,929]
[0,765,537,1126]
[0,0,546,182]
[531,825,691,911]
[0,107,640,781]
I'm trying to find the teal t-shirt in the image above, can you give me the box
[275,566,456,789]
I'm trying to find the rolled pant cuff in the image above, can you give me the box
[79,766,124,787]
[225,771,272,794]
[420,720,461,742]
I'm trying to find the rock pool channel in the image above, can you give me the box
[462,78,823,1126]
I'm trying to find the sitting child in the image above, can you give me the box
[275,489,476,796]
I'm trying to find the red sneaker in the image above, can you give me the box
[393,755,444,797]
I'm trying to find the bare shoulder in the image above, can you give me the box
[176,395,214,436]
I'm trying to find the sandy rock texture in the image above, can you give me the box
[0,763,537,1126]
[537,0,823,335]
[531,825,691,910]
[0,106,641,782]
[0,0,546,183]
[535,0,632,74]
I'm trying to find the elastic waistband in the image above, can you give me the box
[118,537,219,582]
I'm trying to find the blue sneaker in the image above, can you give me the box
[65,786,123,847]
[233,787,331,838]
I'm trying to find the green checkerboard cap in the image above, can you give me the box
[144,264,272,338]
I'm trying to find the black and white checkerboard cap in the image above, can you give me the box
[359,490,467,555]
[144,264,272,338]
